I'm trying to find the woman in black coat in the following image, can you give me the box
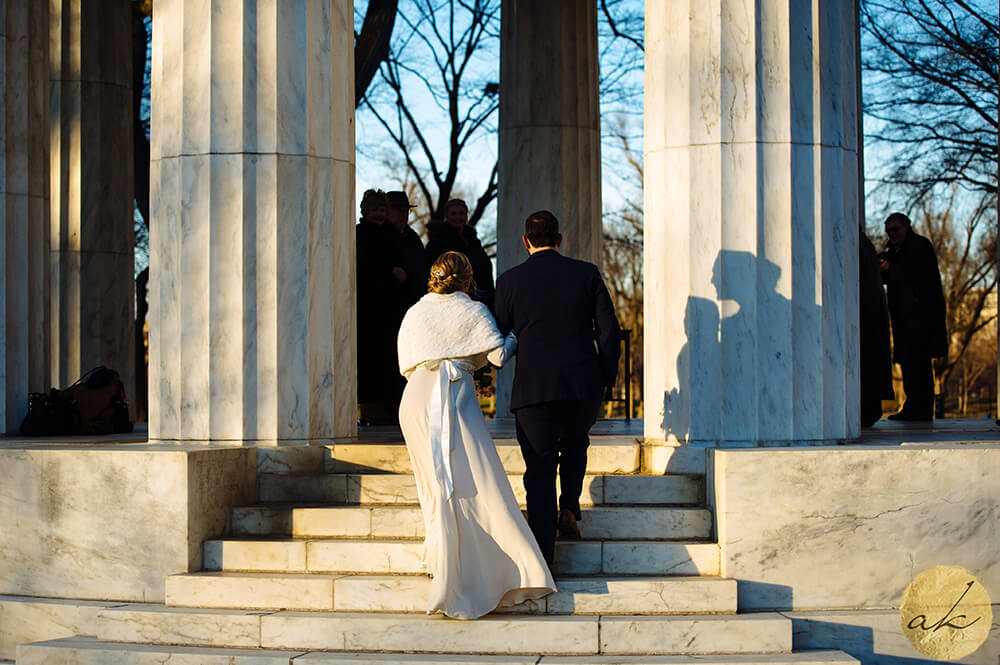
[425,198,495,311]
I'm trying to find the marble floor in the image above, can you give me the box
[2,417,999,448]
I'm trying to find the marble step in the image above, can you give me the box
[324,441,640,475]
[94,604,794,655]
[258,472,703,506]
[231,505,713,541]
[204,538,721,576]
[17,638,858,665]
[165,572,737,614]
[15,637,303,665]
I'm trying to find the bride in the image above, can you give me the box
[397,251,556,619]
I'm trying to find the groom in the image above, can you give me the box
[494,210,620,569]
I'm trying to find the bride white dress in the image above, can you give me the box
[397,290,556,619]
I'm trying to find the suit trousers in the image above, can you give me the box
[514,397,601,563]
[901,356,934,418]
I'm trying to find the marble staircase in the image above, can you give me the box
[14,437,858,664]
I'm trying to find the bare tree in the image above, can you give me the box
[602,116,644,418]
[862,0,998,416]
[358,0,500,227]
[861,0,997,204]
[597,0,644,108]
[917,191,999,387]
[355,0,399,107]
[946,315,996,415]
[596,1,644,417]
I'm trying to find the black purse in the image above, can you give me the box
[20,389,81,435]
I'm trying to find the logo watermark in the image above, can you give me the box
[900,565,992,660]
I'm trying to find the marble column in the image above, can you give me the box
[1,2,50,433]
[644,0,861,445]
[49,0,135,399]
[149,0,356,442]
[496,0,602,415]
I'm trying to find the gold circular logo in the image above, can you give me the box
[900,565,992,660]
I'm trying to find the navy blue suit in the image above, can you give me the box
[495,249,620,562]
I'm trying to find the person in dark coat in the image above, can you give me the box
[356,189,406,424]
[425,198,495,310]
[385,190,426,416]
[859,230,894,426]
[494,210,620,569]
[387,190,426,314]
[879,212,948,421]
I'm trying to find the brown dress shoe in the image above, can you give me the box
[557,509,581,540]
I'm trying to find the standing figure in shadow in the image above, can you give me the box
[879,212,947,421]
[665,297,720,442]
[859,230,894,426]
[425,198,495,310]
[356,189,406,425]
[385,190,426,418]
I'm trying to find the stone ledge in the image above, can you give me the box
[257,471,702,506]
[15,637,860,665]
[0,446,255,602]
[15,637,304,665]
[229,505,713,541]
[165,572,737,615]
[711,446,1000,611]
[325,441,640,475]
[203,538,721,577]
[0,596,119,661]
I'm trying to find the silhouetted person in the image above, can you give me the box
[387,190,426,313]
[859,231,894,426]
[425,198,495,310]
[356,189,406,425]
[386,190,426,417]
[879,212,947,421]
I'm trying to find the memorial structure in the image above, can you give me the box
[0,1,996,664]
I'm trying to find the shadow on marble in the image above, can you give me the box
[0,422,148,448]
[789,610,998,665]
[857,418,1000,446]
[738,580,793,611]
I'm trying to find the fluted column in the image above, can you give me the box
[49,0,135,398]
[148,1,356,442]
[644,0,861,444]
[496,0,601,415]
[1,1,49,433]
[497,0,601,268]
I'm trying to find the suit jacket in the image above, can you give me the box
[495,249,620,411]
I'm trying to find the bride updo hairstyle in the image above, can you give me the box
[428,251,476,295]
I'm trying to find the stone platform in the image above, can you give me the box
[1,419,997,664]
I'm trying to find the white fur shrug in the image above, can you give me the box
[397,292,514,377]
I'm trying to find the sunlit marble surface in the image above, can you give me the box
[0,445,254,602]
[148,0,356,442]
[643,1,861,446]
[713,445,1000,610]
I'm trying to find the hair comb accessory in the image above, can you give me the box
[432,267,445,277]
